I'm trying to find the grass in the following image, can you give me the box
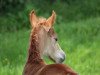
[0,17,100,75]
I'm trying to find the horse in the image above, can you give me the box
[23,10,78,75]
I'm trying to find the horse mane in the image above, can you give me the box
[27,27,42,63]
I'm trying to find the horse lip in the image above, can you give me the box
[48,54,65,63]
[58,53,66,63]
[48,56,56,63]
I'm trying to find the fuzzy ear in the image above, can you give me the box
[29,10,38,28]
[47,10,56,27]
[44,10,56,31]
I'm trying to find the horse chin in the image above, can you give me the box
[49,56,64,63]
[55,60,64,64]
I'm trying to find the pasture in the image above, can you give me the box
[0,17,99,75]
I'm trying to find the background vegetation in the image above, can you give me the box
[0,0,100,75]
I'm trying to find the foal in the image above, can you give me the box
[23,10,77,75]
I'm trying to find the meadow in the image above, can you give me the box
[0,0,100,75]
[0,17,100,75]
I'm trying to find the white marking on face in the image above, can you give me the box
[43,35,66,63]
[39,27,66,63]
[49,43,66,63]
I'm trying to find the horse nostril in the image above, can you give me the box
[61,53,65,61]
[63,54,65,60]
[60,57,65,62]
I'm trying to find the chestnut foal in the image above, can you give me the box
[23,10,78,75]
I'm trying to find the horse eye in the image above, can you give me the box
[55,38,58,41]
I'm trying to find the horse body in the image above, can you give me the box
[23,59,77,75]
[23,58,77,75]
[23,10,77,75]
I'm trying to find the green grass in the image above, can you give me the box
[0,17,100,75]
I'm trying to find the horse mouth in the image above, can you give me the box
[48,56,56,63]
[48,56,64,63]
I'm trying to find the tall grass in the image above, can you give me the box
[0,17,100,75]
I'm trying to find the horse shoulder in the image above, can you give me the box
[39,64,67,75]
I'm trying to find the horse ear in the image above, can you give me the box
[44,10,56,31]
[29,10,38,28]
[47,10,56,27]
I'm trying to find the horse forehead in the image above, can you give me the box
[48,28,56,37]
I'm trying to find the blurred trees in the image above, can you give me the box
[0,0,100,31]
[0,0,100,13]
[0,0,26,14]
[1,0,100,16]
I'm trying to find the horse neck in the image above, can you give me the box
[27,28,43,63]
[23,28,46,75]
